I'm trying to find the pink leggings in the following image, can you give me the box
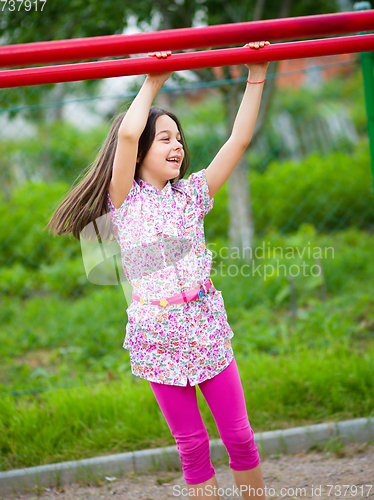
[149,356,260,485]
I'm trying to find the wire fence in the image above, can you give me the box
[0,55,373,398]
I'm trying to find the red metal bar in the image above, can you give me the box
[0,34,373,89]
[0,10,373,68]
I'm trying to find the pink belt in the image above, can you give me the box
[132,278,215,307]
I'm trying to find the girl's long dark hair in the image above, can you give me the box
[44,106,190,241]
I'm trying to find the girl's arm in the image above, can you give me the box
[109,53,172,209]
[205,41,270,200]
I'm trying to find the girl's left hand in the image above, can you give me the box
[244,41,270,72]
[148,51,172,59]
[146,51,173,85]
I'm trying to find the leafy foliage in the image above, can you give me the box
[0,119,110,188]
[249,141,374,234]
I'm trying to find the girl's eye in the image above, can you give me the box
[161,137,169,141]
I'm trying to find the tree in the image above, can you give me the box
[201,0,340,258]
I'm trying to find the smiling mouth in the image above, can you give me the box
[166,157,181,166]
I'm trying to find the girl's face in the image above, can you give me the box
[139,114,184,186]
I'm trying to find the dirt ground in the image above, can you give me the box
[4,442,374,500]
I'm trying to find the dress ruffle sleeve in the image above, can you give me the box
[107,179,138,217]
[182,168,214,220]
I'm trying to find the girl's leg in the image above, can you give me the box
[198,357,266,499]
[149,378,220,499]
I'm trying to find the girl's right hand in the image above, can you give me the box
[146,51,173,86]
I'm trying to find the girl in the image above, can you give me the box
[46,41,270,500]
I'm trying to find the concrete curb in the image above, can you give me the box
[1,416,373,495]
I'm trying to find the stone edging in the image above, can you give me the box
[1,416,373,495]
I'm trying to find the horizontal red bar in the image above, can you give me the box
[0,34,373,89]
[0,10,373,68]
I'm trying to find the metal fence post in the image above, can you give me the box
[354,1,374,203]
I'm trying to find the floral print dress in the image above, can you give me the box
[107,168,234,386]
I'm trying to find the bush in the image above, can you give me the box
[0,181,79,268]
[249,142,374,234]
[0,120,108,186]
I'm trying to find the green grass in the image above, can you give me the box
[0,226,374,471]
[1,342,373,472]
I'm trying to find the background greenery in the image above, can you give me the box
[0,17,373,473]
